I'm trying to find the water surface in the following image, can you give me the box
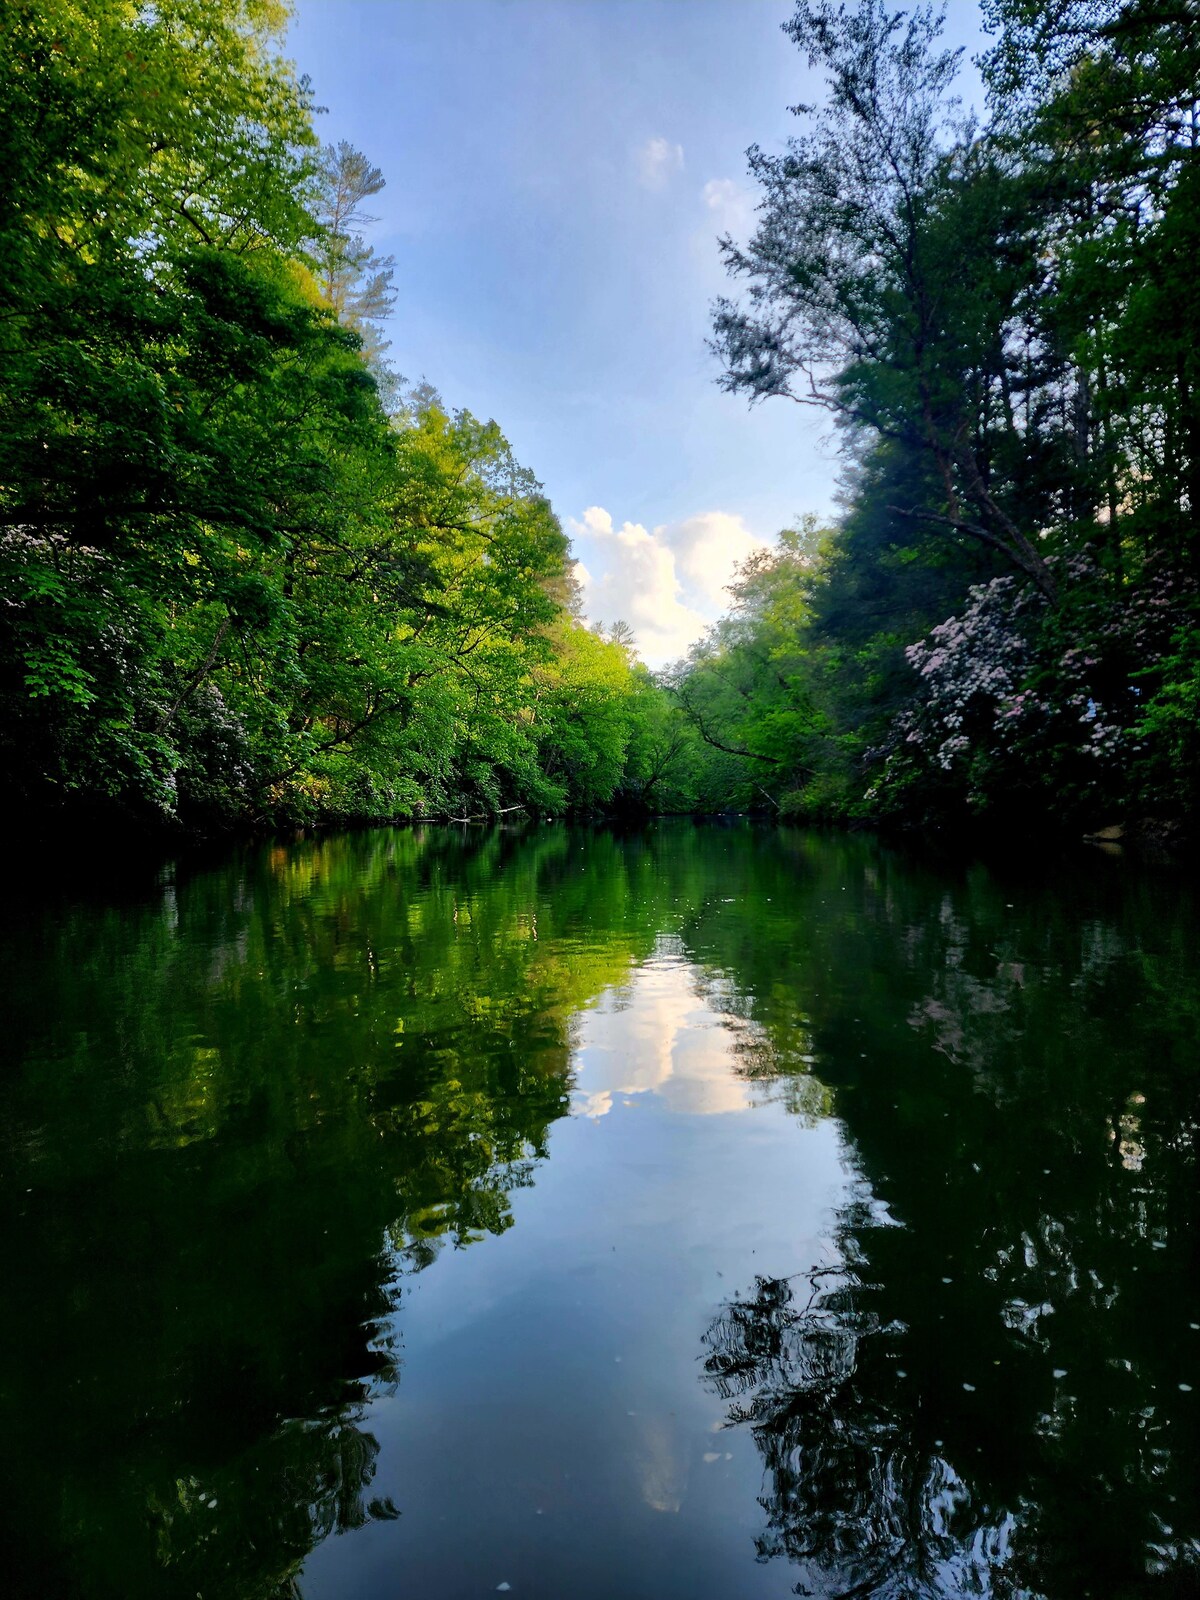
[2,823,1197,1598]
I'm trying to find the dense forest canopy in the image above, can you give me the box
[0,0,656,833]
[701,0,1200,835]
[1,0,1196,838]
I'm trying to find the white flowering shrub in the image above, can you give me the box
[868,553,1199,825]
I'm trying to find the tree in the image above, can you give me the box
[711,1,1060,596]
[670,521,838,811]
[692,0,1200,831]
[617,670,700,811]
[0,0,334,823]
[314,141,399,392]
[0,1,659,832]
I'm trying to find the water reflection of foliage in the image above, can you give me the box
[703,1271,1031,1600]
[680,829,1199,1599]
[4,823,1198,1597]
[688,966,835,1124]
[0,824,662,1598]
[147,1409,396,1600]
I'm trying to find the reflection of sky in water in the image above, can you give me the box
[294,924,860,1598]
[9,825,1197,1600]
[569,952,762,1119]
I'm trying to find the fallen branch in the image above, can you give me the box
[444,804,527,824]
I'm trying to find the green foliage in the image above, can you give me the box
[9,0,1195,836]
[1132,609,1200,816]
[0,0,674,833]
[671,521,825,807]
[688,0,1200,835]
[314,140,398,389]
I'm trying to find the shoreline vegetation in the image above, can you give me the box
[2,2,1197,852]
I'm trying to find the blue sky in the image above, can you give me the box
[288,0,988,664]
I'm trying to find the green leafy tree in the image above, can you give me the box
[695,0,1200,831]
[0,1,655,833]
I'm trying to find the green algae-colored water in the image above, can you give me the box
[2,822,1197,1599]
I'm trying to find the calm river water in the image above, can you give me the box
[2,822,1197,1599]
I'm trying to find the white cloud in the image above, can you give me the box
[569,506,705,666]
[569,504,768,667]
[701,176,754,237]
[637,135,684,190]
[570,960,756,1119]
[669,510,765,608]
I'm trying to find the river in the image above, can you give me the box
[2,822,1197,1598]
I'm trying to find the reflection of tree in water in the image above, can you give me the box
[703,1266,1030,1600]
[680,829,1200,1599]
[0,824,658,1599]
[7,825,1199,1597]
[148,1408,397,1600]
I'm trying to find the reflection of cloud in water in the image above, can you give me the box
[634,1411,689,1514]
[569,955,759,1118]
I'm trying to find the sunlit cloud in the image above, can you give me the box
[637,135,684,190]
[570,507,705,665]
[569,504,767,667]
[670,509,765,607]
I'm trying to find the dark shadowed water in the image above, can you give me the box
[1,822,1197,1600]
